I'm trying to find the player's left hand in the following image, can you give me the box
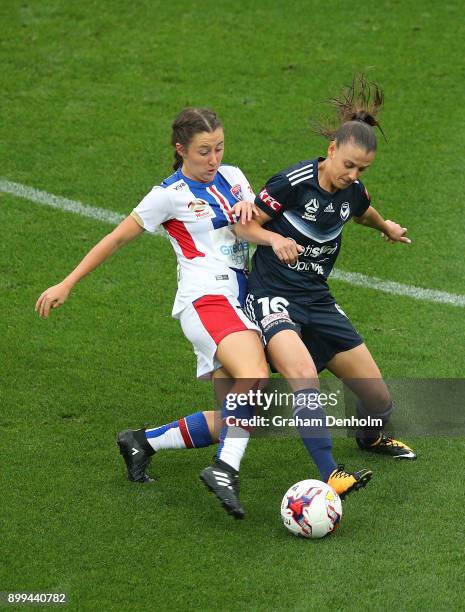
[381,220,412,244]
[232,200,261,225]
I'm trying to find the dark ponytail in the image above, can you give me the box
[171,108,223,170]
[173,150,183,170]
[314,74,385,151]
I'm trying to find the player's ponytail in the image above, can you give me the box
[314,74,385,151]
[173,150,183,170]
[171,108,223,171]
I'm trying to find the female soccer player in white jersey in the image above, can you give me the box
[36,108,269,518]
[235,75,416,482]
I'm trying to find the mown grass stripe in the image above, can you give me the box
[2,178,464,307]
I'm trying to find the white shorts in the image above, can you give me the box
[179,294,259,379]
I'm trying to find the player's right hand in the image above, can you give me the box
[232,200,261,225]
[35,282,71,319]
[270,236,304,265]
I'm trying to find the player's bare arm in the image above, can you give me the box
[35,215,144,319]
[234,212,304,264]
[353,205,411,244]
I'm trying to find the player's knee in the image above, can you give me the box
[257,362,270,380]
[359,390,392,413]
[235,363,269,380]
[278,361,318,381]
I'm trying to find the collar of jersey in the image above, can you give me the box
[177,168,218,188]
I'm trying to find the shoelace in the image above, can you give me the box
[332,467,351,480]
[379,435,406,449]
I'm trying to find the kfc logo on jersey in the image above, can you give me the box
[259,188,283,212]
[188,199,214,219]
[302,198,320,221]
[230,184,244,201]
[340,202,351,221]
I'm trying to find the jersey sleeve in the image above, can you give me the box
[130,186,173,233]
[254,172,291,218]
[351,180,371,217]
[235,167,256,201]
[217,165,256,202]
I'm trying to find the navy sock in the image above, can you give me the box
[293,388,337,482]
[145,411,213,451]
[184,411,213,447]
[356,401,394,443]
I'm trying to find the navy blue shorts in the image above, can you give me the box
[244,291,363,373]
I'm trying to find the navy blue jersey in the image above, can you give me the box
[248,158,371,302]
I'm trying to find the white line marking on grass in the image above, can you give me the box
[330,270,465,307]
[2,178,464,308]
[0,179,126,226]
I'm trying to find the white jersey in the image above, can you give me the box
[131,164,255,317]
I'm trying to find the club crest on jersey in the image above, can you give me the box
[340,202,350,221]
[302,198,319,221]
[188,198,214,219]
[230,183,244,201]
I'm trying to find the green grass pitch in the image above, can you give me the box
[1,1,465,610]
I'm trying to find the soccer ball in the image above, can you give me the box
[281,479,342,539]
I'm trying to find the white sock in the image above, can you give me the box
[217,429,250,472]
[145,425,186,452]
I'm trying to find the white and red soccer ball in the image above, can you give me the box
[281,479,342,539]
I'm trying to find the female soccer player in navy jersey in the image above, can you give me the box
[36,107,372,519]
[236,75,416,481]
